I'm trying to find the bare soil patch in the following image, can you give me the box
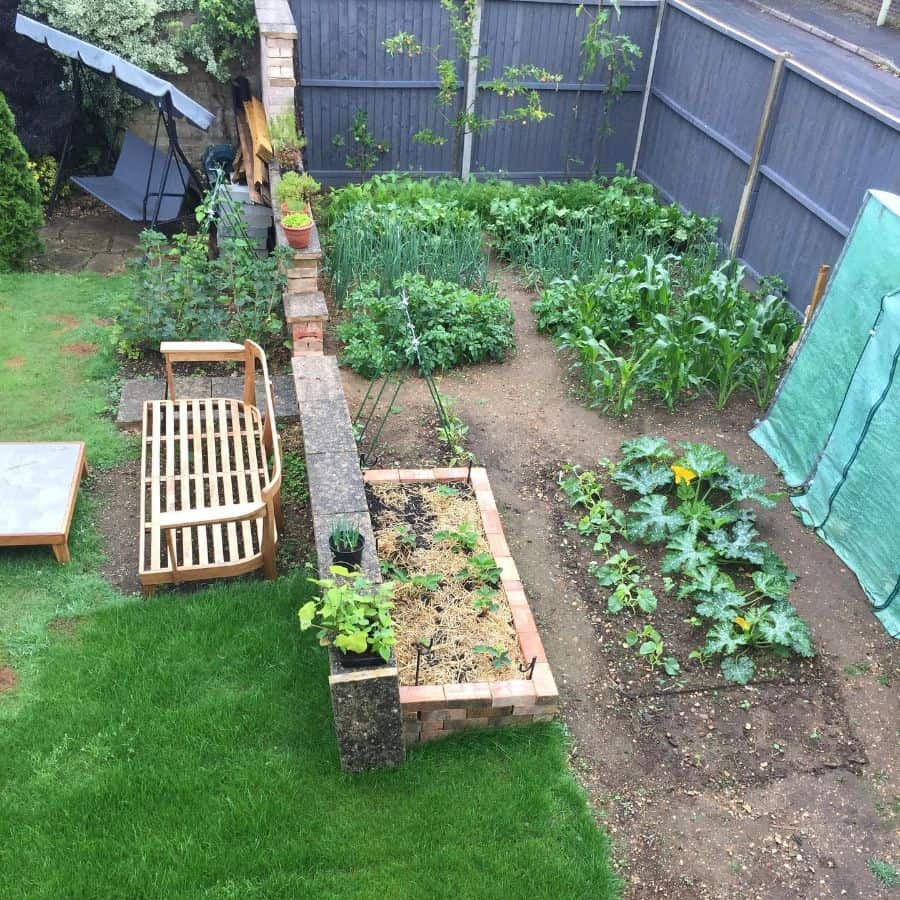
[368,480,523,685]
[4,356,25,369]
[0,666,18,693]
[334,262,899,899]
[60,341,97,357]
[45,313,79,331]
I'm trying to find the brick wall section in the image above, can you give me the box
[130,60,260,165]
[255,0,298,119]
[269,157,328,358]
[362,467,560,745]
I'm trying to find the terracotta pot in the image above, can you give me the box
[281,218,313,250]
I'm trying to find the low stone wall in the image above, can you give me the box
[362,467,560,745]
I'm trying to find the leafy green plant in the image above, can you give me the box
[435,521,479,553]
[281,451,309,504]
[337,275,513,377]
[868,857,899,888]
[117,229,289,355]
[299,566,396,661]
[282,212,312,230]
[269,111,306,170]
[538,253,799,413]
[436,392,475,465]
[457,552,502,588]
[590,550,657,615]
[332,109,390,180]
[561,436,814,683]
[625,625,679,676]
[472,644,512,670]
[472,586,501,615]
[276,171,319,207]
[329,518,361,552]
[0,91,43,271]
[27,154,70,206]
[435,483,460,498]
[393,523,417,553]
[569,1,642,174]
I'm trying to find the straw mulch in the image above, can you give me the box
[367,481,524,685]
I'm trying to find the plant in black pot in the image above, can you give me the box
[298,567,396,667]
[328,517,365,570]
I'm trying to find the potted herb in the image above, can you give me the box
[299,567,396,667]
[328,517,365,570]
[268,111,307,172]
[275,171,320,217]
[281,211,313,249]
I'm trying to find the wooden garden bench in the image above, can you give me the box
[139,340,283,594]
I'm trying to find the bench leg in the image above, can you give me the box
[51,541,71,564]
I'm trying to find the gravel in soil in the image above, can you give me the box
[333,261,899,899]
[368,481,524,686]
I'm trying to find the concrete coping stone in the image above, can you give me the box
[284,291,328,323]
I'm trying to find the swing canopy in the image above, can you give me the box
[14,13,215,225]
[14,14,214,130]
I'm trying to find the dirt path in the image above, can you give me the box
[338,264,899,899]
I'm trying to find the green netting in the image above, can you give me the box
[751,190,900,637]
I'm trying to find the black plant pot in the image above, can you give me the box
[329,533,365,570]
[339,647,384,668]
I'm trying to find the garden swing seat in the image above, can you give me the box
[139,341,284,594]
[71,132,191,225]
[15,13,214,228]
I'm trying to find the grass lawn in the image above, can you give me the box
[0,274,619,899]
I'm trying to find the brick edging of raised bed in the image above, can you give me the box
[362,466,559,744]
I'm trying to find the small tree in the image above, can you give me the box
[0,91,43,272]
[384,0,562,174]
[574,1,642,174]
[332,109,391,181]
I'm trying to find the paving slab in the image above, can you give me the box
[305,451,369,517]
[292,354,344,404]
[117,375,299,428]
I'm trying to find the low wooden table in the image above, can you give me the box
[0,442,88,563]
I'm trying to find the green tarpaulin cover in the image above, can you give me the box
[751,190,900,637]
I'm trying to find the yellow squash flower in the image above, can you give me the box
[671,464,698,485]
[733,616,751,632]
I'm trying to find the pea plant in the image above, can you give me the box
[559,435,815,683]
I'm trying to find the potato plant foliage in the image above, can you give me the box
[338,274,514,377]
[559,436,814,683]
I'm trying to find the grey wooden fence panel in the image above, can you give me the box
[471,0,656,177]
[740,65,900,306]
[636,4,772,241]
[293,0,464,182]
[291,0,900,310]
[635,1,900,310]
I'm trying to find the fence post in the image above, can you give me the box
[631,0,667,177]
[460,0,486,179]
[728,51,790,259]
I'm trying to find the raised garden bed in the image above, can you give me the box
[362,467,558,744]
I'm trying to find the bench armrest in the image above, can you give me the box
[157,501,266,531]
